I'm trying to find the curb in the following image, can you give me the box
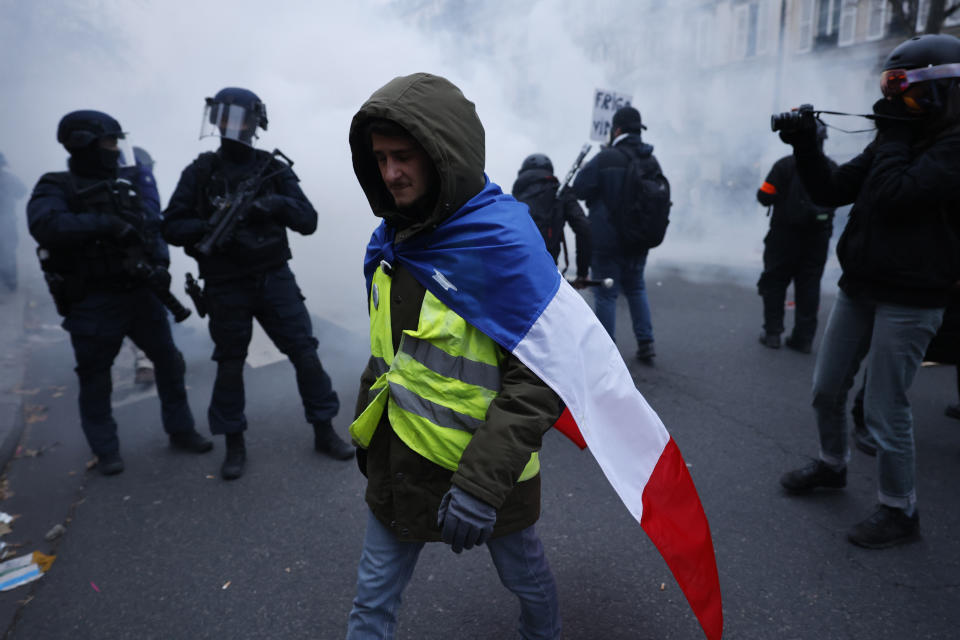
[0,280,35,472]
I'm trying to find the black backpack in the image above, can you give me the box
[611,149,671,253]
[519,187,565,258]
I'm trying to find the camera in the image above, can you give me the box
[771,103,815,132]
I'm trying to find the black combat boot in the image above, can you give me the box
[313,421,354,460]
[221,433,246,480]
[784,334,812,354]
[169,430,214,453]
[759,332,781,349]
[98,452,125,476]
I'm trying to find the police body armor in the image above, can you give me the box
[37,173,149,314]
[192,150,288,264]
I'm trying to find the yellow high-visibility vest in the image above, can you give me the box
[350,264,540,481]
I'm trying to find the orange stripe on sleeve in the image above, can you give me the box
[759,181,777,195]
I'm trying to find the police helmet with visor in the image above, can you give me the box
[201,87,268,147]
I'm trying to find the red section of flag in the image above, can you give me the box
[641,438,723,640]
[552,407,587,450]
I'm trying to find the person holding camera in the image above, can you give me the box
[756,121,836,353]
[777,34,960,549]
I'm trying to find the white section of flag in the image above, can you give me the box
[513,280,669,521]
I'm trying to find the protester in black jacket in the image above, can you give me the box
[779,34,960,549]
[573,106,663,362]
[756,125,836,352]
[511,153,591,283]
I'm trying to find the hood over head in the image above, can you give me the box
[349,73,486,232]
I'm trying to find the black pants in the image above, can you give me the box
[204,264,339,435]
[757,226,831,341]
[65,289,194,456]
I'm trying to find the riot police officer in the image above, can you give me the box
[163,87,351,480]
[27,110,212,475]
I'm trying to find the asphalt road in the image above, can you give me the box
[1,268,958,640]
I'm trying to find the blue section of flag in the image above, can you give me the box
[364,178,562,351]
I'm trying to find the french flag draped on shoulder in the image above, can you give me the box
[365,178,723,640]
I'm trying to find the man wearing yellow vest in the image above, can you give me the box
[345,73,563,639]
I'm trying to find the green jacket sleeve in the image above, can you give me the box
[452,351,562,508]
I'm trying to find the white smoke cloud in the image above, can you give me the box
[1,0,893,331]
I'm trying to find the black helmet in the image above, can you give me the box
[56,110,124,150]
[881,35,960,113]
[201,87,268,146]
[520,153,553,174]
[883,34,960,71]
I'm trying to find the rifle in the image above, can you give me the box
[556,143,592,199]
[555,144,592,275]
[194,149,294,257]
[72,179,192,322]
[121,246,192,322]
[185,272,206,318]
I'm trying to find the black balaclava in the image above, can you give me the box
[219,138,256,165]
[68,141,118,179]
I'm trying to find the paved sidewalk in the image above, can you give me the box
[0,248,45,470]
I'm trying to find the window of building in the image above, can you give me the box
[747,2,759,57]
[818,0,842,36]
[756,0,774,56]
[838,0,857,47]
[733,3,750,59]
[916,0,960,29]
[866,0,888,40]
[917,0,930,31]
[696,12,712,67]
[796,0,816,53]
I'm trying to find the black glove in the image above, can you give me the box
[437,485,497,554]
[103,217,139,244]
[178,219,212,245]
[245,194,286,222]
[872,98,918,143]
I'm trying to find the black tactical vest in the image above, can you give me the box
[39,172,147,284]
[192,151,288,264]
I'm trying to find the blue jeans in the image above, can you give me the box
[591,251,653,346]
[811,290,943,509]
[346,510,561,640]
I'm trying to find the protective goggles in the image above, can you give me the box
[881,63,960,98]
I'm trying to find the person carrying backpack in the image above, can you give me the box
[756,122,836,353]
[511,153,591,287]
[573,106,669,363]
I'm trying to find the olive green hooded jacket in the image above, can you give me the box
[348,73,562,541]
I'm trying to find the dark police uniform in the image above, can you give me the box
[756,154,836,350]
[28,166,198,460]
[162,148,340,436]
